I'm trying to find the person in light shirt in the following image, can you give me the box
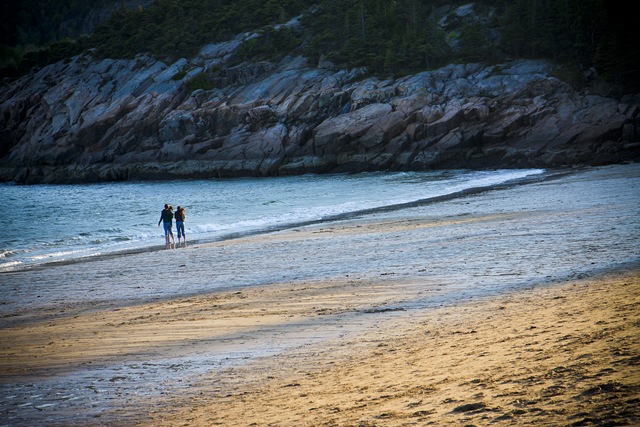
[175,206,187,248]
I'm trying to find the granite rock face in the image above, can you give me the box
[1,36,639,183]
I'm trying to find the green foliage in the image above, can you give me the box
[0,45,21,69]
[89,0,312,60]
[186,72,217,92]
[1,0,637,89]
[302,0,454,75]
[305,0,638,87]
[0,0,114,46]
[494,0,639,89]
[550,65,587,90]
[458,21,492,62]
[236,27,302,62]
[172,69,188,80]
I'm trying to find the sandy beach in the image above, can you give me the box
[1,164,639,426]
[147,269,640,427]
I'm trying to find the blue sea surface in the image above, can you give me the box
[1,169,543,271]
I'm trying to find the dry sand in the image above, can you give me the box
[1,263,638,426]
[1,164,639,426]
[146,269,640,427]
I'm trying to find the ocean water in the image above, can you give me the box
[0,169,544,272]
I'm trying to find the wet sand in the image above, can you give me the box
[148,269,640,427]
[1,164,639,426]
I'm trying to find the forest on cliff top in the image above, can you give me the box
[1,0,638,91]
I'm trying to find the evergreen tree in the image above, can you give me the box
[1,0,637,90]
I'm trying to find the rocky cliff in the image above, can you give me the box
[1,31,639,183]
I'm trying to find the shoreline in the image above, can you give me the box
[1,166,557,275]
[0,163,638,426]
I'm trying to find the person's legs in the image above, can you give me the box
[177,222,186,248]
[164,222,174,249]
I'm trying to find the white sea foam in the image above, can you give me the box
[0,260,22,270]
[0,249,15,258]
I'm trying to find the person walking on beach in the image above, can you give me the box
[175,206,187,248]
[158,204,175,249]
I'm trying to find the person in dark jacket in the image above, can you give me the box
[157,204,175,249]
